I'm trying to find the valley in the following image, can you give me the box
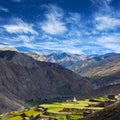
[0,50,92,113]
[0,0,119,119]
[0,48,120,120]
[1,95,117,120]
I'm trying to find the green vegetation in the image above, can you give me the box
[40,99,102,114]
[27,97,62,107]
[1,96,116,120]
[89,96,108,102]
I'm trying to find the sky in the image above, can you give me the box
[0,0,120,54]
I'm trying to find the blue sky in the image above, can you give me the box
[0,0,120,54]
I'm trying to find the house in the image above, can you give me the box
[108,95,116,99]
[73,97,77,102]
[66,97,77,102]
[108,94,119,100]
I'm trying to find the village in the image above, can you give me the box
[65,94,120,117]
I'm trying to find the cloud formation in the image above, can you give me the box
[40,5,67,35]
[0,1,120,54]
[95,15,120,31]
[3,18,38,35]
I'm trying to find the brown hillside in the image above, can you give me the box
[0,50,91,113]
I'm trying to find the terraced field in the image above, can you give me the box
[1,96,114,120]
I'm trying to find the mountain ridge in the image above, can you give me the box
[0,50,91,113]
[68,53,120,77]
[0,47,120,113]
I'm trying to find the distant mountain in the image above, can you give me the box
[0,46,18,51]
[0,50,91,113]
[27,52,103,68]
[69,53,120,77]
[26,52,120,90]
[28,52,118,69]
[1,47,120,113]
[26,52,47,62]
[42,52,87,67]
[81,102,120,120]
[68,53,120,90]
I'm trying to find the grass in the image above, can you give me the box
[4,116,22,120]
[41,99,101,113]
[2,96,110,120]
[24,109,39,117]
[57,116,66,120]
[90,96,108,102]
[39,98,104,119]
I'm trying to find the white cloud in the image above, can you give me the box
[3,18,38,35]
[95,15,120,31]
[27,41,83,54]
[0,32,84,54]
[41,34,53,40]
[0,6,9,12]
[66,13,81,24]
[0,34,35,49]
[102,44,120,53]
[0,3,119,54]
[40,5,67,35]
[17,35,35,43]
[90,0,112,10]
[91,0,120,36]
[96,35,120,44]
[92,35,120,53]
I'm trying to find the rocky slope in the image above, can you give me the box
[1,48,120,113]
[81,102,120,120]
[87,83,120,99]
[44,52,87,67]
[0,50,91,113]
[26,52,46,62]
[68,53,120,90]
[69,53,120,77]
[25,52,120,93]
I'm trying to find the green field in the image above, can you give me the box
[1,97,110,120]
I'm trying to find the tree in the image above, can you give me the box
[66,114,71,120]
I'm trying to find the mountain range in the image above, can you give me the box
[27,51,120,97]
[68,53,120,77]
[28,51,120,89]
[68,53,120,90]
[0,50,91,113]
[0,46,120,113]
[27,52,88,67]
